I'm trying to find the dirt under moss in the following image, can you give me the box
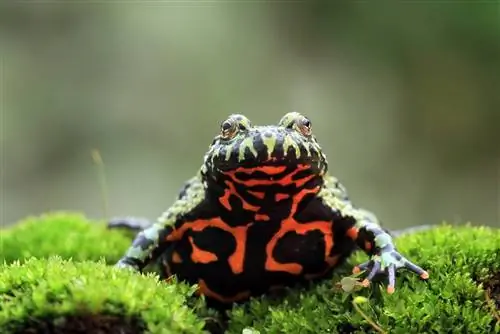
[7,314,146,334]
[482,271,500,319]
[0,257,206,334]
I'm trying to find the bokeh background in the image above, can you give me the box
[1,1,499,230]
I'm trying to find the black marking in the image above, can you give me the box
[227,137,243,165]
[299,144,310,159]
[285,144,298,161]
[309,146,319,161]
[243,146,255,162]
[292,167,314,181]
[271,136,285,160]
[273,230,327,273]
[252,134,268,161]
[192,227,237,259]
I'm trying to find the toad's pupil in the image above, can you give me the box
[222,121,233,131]
[302,119,311,127]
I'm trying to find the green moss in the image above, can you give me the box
[226,224,500,334]
[0,212,131,265]
[0,256,206,334]
[1,213,499,333]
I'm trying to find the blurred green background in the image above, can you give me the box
[1,1,499,229]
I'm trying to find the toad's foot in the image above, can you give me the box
[353,250,429,294]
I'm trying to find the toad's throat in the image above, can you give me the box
[221,164,319,187]
[217,164,322,213]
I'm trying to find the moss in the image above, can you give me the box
[1,213,499,333]
[0,257,206,334]
[0,212,131,265]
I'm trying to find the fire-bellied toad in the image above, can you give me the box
[110,112,429,307]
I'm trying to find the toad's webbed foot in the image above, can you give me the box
[353,248,429,293]
[348,218,429,293]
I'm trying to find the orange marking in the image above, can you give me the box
[227,226,249,274]
[420,271,429,279]
[219,181,259,212]
[387,286,395,294]
[346,227,359,240]
[255,213,270,221]
[265,186,333,275]
[275,193,290,201]
[188,236,218,264]
[171,251,182,264]
[233,165,287,175]
[294,174,315,188]
[167,218,249,274]
[364,241,372,251]
[197,279,251,303]
[352,266,361,274]
[219,187,232,211]
[248,190,265,199]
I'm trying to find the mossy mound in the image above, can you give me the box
[0,257,206,334]
[0,212,131,265]
[1,213,499,333]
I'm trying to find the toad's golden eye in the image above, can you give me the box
[220,119,238,140]
[297,116,312,136]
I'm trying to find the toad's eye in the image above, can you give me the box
[297,117,312,136]
[220,119,238,140]
[279,112,312,136]
[221,121,232,131]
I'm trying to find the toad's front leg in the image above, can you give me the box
[324,177,429,292]
[346,211,429,293]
